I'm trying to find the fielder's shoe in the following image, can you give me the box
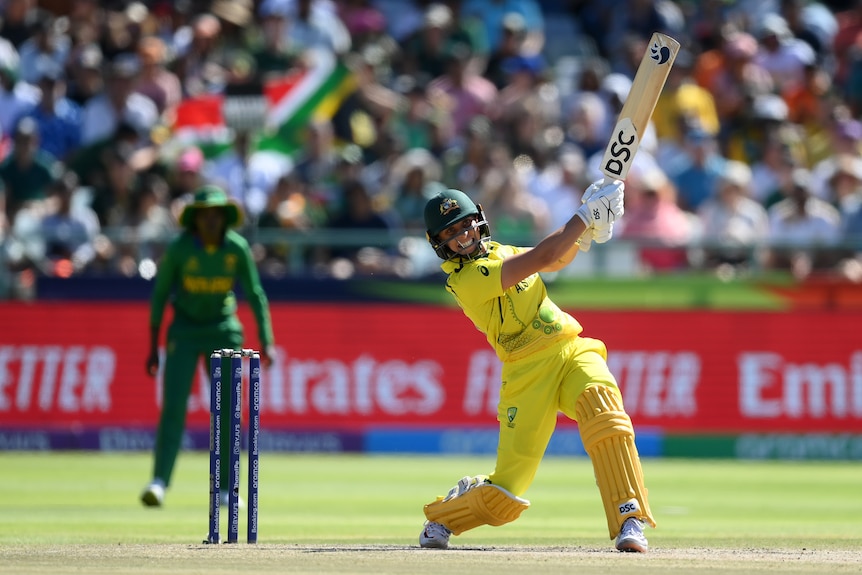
[419,521,451,549]
[140,479,165,507]
[220,490,245,509]
[615,517,648,553]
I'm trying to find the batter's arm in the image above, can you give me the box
[500,214,589,290]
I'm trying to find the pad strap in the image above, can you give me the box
[576,385,656,539]
[424,476,530,535]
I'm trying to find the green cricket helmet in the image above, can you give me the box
[423,188,491,261]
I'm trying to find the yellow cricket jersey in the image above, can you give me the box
[441,241,583,363]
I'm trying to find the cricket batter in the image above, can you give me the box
[140,185,275,507]
[419,181,656,552]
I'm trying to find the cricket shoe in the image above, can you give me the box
[220,490,245,509]
[140,480,165,507]
[615,517,648,553]
[419,521,451,549]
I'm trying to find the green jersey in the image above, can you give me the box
[149,229,274,347]
[441,241,582,363]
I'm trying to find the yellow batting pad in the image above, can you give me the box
[575,385,656,539]
[424,479,530,535]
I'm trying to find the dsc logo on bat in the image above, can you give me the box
[602,118,638,179]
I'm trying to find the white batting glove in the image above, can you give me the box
[578,227,594,252]
[575,179,625,231]
[592,222,614,244]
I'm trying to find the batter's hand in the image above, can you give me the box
[145,348,159,377]
[578,227,594,252]
[593,222,614,244]
[575,179,624,230]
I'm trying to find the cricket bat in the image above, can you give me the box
[600,32,680,181]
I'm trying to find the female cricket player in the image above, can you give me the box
[419,181,656,552]
[140,185,275,507]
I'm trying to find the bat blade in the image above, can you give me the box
[600,32,680,181]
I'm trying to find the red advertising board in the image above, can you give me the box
[0,303,860,433]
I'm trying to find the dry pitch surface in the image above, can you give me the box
[2,544,860,575]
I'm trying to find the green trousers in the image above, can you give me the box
[152,321,243,487]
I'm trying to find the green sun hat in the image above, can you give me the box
[179,185,244,229]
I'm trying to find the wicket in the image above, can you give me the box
[205,348,261,544]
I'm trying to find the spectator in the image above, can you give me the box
[483,12,527,90]
[826,0,862,88]
[810,114,862,199]
[167,145,206,209]
[666,127,727,213]
[478,167,549,245]
[88,141,140,228]
[135,35,183,120]
[330,48,401,147]
[525,147,591,235]
[16,16,69,86]
[650,50,720,146]
[696,160,770,271]
[461,0,545,56]
[765,167,843,279]
[821,153,862,216]
[427,42,497,136]
[495,53,551,126]
[203,129,293,223]
[692,21,737,97]
[171,13,228,97]
[0,40,40,137]
[707,31,774,158]
[440,114,494,196]
[40,170,101,276]
[388,147,442,230]
[267,0,353,56]
[324,178,402,278]
[753,13,817,94]
[337,0,388,51]
[779,0,836,61]
[396,3,479,80]
[728,93,791,166]
[18,56,83,163]
[388,75,438,153]
[129,173,176,263]
[0,117,59,223]
[292,120,343,211]
[0,0,45,49]
[80,53,159,147]
[749,127,802,206]
[252,3,300,81]
[65,43,104,107]
[562,90,608,160]
[255,173,327,276]
[617,166,696,271]
[836,193,862,281]
[782,60,834,165]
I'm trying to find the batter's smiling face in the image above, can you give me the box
[440,216,481,255]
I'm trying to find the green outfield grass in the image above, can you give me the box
[0,453,860,574]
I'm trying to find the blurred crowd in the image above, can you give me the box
[2,0,862,297]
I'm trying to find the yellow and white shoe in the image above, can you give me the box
[615,517,648,553]
[419,521,451,549]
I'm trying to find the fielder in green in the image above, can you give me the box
[418,181,656,552]
[140,185,275,507]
